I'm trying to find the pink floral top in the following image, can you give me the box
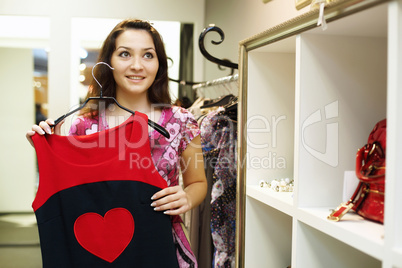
[68,105,200,268]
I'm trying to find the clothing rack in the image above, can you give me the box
[192,74,238,100]
[192,74,238,90]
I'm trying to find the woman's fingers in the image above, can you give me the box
[150,186,190,215]
[26,122,48,147]
[40,120,52,135]
[26,118,62,147]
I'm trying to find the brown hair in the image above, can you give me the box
[83,19,171,115]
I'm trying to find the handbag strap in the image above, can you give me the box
[327,181,364,221]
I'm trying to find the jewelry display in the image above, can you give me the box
[258,178,294,192]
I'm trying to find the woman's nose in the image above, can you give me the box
[130,57,143,70]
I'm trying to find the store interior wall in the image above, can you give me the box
[0,48,36,212]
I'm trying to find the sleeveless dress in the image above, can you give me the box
[32,112,179,267]
[68,105,200,268]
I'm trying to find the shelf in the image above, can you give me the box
[245,193,292,268]
[237,1,401,267]
[297,207,384,260]
[246,185,294,216]
[247,186,385,260]
[295,220,382,268]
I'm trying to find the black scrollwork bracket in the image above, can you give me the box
[198,25,239,70]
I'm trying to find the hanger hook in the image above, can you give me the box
[92,62,114,97]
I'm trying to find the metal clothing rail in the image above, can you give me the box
[192,74,238,90]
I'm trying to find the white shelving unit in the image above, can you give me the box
[236,0,402,267]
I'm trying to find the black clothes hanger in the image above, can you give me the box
[200,94,236,109]
[52,62,170,139]
[223,96,238,112]
[222,96,238,122]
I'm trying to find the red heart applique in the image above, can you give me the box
[74,208,134,263]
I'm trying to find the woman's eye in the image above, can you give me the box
[144,52,154,59]
[119,51,130,58]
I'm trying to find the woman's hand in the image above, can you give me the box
[26,119,62,147]
[150,186,192,215]
[151,135,207,216]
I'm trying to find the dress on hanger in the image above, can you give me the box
[33,107,200,268]
[32,112,179,267]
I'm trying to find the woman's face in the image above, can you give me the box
[111,29,159,101]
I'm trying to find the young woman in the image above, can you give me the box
[27,19,207,267]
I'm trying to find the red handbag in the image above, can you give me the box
[328,119,386,223]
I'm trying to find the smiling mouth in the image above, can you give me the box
[127,76,144,80]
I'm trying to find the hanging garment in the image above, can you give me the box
[32,112,179,268]
[189,115,214,268]
[189,154,215,268]
[200,110,237,268]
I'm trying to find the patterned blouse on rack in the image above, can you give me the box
[200,109,237,268]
